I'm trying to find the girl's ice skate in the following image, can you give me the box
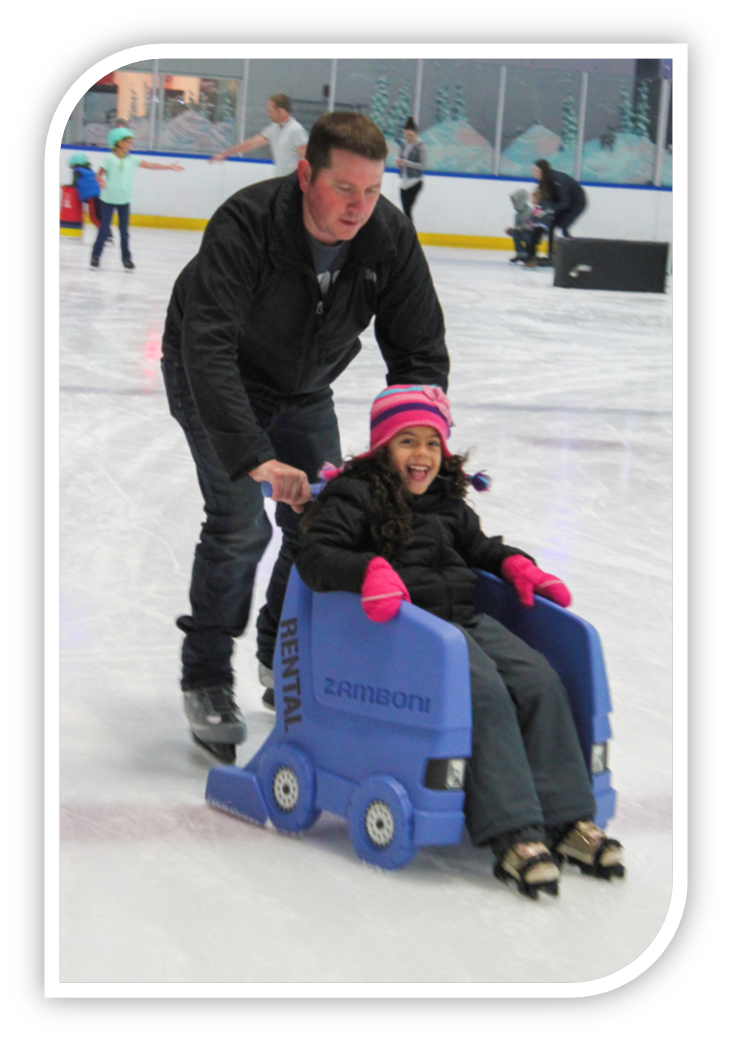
[554,820,625,880]
[494,841,560,899]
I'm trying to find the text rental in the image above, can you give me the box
[278,617,301,733]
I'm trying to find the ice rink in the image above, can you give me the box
[53,223,673,990]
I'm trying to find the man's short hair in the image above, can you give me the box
[306,111,388,178]
[269,93,292,114]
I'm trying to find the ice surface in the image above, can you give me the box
[55,224,673,988]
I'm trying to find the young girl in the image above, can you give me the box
[295,385,624,900]
[67,153,103,231]
[90,127,184,271]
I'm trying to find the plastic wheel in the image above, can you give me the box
[347,775,415,869]
[258,742,321,832]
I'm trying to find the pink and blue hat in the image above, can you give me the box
[366,385,453,457]
[319,385,490,491]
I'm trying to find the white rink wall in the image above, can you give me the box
[58,148,673,245]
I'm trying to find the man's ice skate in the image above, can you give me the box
[553,820,625,880]
[258,662,276,712]
[494,841,560,900]
[184,684,246,764]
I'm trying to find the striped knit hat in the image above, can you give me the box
[367,385,453,458]
[318,385,492,491]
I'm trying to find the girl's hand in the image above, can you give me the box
[170,163,184,171]
[501,555,571,609]
[361,557,411,622]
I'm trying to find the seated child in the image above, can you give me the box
[295,385,624,900]
[505,188,535,263]
[523,189,553,268]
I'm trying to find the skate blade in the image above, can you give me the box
[192,733,237,764]
[565,855,626,880]
[495,866,560,900]
[519,879,560,899]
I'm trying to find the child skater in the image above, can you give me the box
[295,385,625,900]
[90,127,184,271]
[67,153,104,233]
[505,187,535,263]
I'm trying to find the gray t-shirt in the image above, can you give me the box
[306,233,350,296]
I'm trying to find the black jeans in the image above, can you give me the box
[454,614,596,850]
[162,358,342,688]
[511,227,542,259]
[92,201,131,262]
[400,182,423,222]
[547,195,587,254]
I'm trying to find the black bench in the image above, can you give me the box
[553,238,669,293]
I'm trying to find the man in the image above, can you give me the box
[162,111,449,760]
[210,93,308,177]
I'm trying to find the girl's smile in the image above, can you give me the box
[387,425,442,495]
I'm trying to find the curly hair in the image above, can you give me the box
[303,447,470,558]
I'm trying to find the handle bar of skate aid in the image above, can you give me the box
[260,480,325,499]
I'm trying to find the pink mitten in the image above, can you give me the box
[501,554,572,609]
[361,557,412,622]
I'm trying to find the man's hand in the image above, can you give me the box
[249,460,312,513]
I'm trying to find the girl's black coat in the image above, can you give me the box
[295,475,533,627]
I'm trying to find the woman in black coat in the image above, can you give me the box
[533,159,587,257]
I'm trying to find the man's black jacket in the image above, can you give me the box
[162,173,449,480]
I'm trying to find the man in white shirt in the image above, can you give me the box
[210,93,308,177]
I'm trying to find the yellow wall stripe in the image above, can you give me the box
[77,214,547,252]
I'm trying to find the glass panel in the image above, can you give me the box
[333,59,419,165]
[244,59,334,161]
[122,58,244,78]
[419,59,501,174]
[155,72,238,154]
[61,71,157,149]
[499,61,585,178]
[113,71,155,149]
[61,99,85,146]
[580,59,664,185]
[661,82,672,187]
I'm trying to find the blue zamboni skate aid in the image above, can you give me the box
[205,565,617,870]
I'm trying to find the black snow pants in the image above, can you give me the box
[453,613,596,855]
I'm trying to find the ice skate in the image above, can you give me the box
[553,820,625,880]
[184,684,246,764]
[494,841,560,900]
[258,661,276,712]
